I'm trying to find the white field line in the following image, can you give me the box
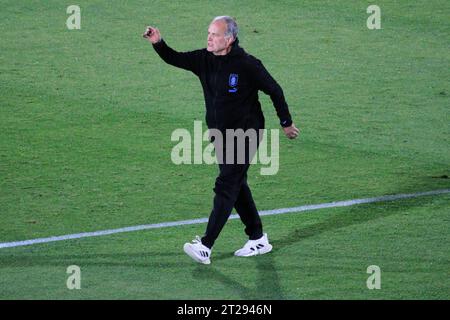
[0,189,449,249]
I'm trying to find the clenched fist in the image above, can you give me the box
[143,26,161,44]
[282,123,300,139]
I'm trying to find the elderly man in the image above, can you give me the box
[144,16,299,264]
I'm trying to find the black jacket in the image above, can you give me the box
[152,38,293,132]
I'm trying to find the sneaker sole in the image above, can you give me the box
[183,244,211,265]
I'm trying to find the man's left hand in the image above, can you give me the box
[282,124,300,139]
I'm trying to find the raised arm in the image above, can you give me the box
[143,26,202,75]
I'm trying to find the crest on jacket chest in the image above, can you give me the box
[228,73,239,93]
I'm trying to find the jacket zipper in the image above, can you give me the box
[212,60,223,128]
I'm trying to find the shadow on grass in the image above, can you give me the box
[192,252,285,300]
[189,190,446,299]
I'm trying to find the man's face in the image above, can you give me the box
[207,20,233,55]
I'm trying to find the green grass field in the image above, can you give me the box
[0,0,449,299]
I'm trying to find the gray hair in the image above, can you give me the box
[212,16,239,39]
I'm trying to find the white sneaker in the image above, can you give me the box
[234,233,273,257]
[183,236,212,265]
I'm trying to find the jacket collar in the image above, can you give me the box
[228,37,245,57]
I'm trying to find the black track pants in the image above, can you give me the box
[201,133,263,249]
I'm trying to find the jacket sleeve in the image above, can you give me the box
[152,39,202,76]
[248,58,293,127]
